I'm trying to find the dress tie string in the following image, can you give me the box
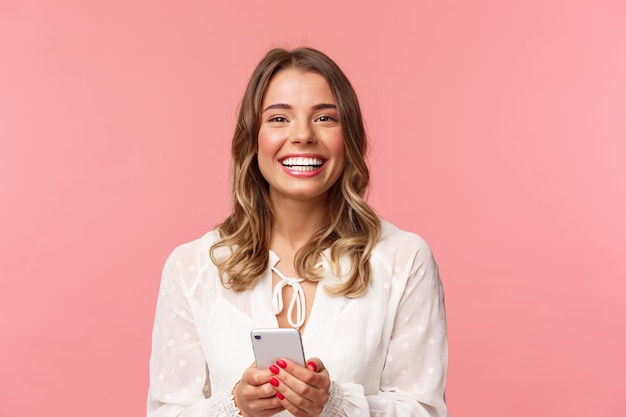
[271,266,306,329]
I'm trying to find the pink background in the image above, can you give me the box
[1,1,625,416]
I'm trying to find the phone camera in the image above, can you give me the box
[254,335,261,340]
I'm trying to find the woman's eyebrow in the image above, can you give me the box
[312,103,337,110]
[262,103,337,113]
[262,103,291,113]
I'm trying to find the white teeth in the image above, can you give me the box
[286,165,319,171]
[281,157,324,168]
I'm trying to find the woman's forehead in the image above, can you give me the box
[262,70,335,107]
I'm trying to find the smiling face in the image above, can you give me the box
[257,69,345,206]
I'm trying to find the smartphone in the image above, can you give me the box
[250,328,306,369]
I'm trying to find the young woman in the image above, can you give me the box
[148,47,449,417]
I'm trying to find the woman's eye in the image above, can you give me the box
[269,116,287,123]
[317,115,337,122]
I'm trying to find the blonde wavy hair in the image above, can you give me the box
[210,47,381,297]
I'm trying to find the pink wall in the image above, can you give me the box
[1,1,625,416]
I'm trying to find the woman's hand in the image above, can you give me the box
[268,357,331,417]
[234,363,286,417]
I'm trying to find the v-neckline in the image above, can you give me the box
[267,250,327,339]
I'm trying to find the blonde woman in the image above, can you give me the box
[148,48,449,417]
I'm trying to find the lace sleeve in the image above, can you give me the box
[319,382,346,417]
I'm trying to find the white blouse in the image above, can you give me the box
[147,220,449,417]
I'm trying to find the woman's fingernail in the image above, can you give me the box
[269,377,279,387]
[276,359,287,369]
[276,392,284,400]
[269,364,280,374]
[307,361,317,372]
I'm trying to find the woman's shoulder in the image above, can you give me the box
[373,218,435,266]
[377,218,432,251]
[165,227,223,266]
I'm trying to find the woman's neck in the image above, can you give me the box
[270,196,327,253]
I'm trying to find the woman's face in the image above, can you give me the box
[257,69,345,205]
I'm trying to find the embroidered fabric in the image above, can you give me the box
[271,266,306,328]
[148,220,450,417]
[320,382,345,417]
[219,389,243,417]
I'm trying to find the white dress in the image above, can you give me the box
[147,220,449,417]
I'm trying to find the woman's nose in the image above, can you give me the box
[290,120,316,144]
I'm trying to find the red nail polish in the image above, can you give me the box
[307,361,317,372]
[276,392,284,400]
[276,359,287,369]
[269,364,280,374]
[269,377,279,387]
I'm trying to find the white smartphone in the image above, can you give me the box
[250,328,306,369]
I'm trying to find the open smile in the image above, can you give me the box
[280,157,325,172]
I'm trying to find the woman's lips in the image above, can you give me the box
[280,156,325,171]
[279,156,327,176]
